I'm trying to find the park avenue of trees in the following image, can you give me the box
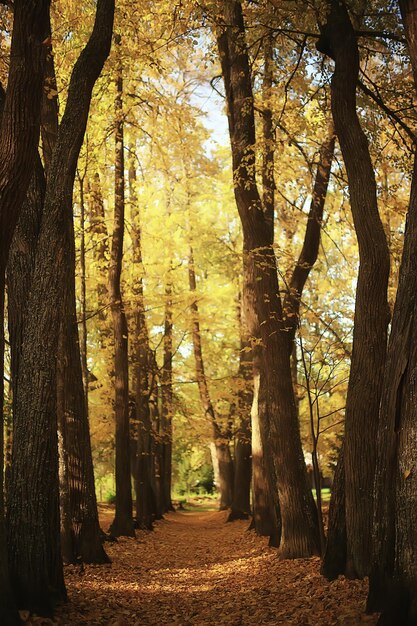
[1,0,417,624]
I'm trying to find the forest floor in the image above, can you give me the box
[45,504,379,626]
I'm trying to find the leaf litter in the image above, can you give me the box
[36,507,380,625]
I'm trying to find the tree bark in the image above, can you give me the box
[78,174,90,404]
[246,33,281,539]
[228,301,252,522]
[109,46,134,537]
[88,172,110,324]
[317,0,390,579]
[7,0,115,611]
[250,360,280,542]
[0,1,49,619]
[0,285,20,625]
[8,20,108,567]
[161,278,174,512]
[0,0,50,273]
[368,2,417,621]
[57,219,109,563]
[126,153,157,529]
[216,0,320,557]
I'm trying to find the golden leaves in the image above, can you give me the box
[54,507,377,625]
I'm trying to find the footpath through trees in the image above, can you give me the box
[53,505,377,626]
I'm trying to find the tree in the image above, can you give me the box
[216,0,321,557]
[367,1,417,622]
[6,0,115,611]
[228,301,252,522]
[317,0,390,579]
[0,1,50,621]
[188,244,234,510]
[109,35,135,537]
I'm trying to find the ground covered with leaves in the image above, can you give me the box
[49,505,378,625]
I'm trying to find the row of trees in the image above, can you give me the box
[1,0,417,624]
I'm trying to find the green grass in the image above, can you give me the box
[173,494,219,512]
[312,487,331,503]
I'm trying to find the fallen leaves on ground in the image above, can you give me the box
[48,507,378,625]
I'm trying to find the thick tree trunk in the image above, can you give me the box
[0,2,50,614]
[250,365,280,541]
[0,1,49,617]
[369,145,417,626]
[8,29,107,567]
[217,0,320,557]
[368,2,417,622]
[7,0,115,611]
[317,0,390,579]
[40,30,107,564]
[188,246,234,510]
[109,56,134,537]
[0,0,50,272]
[0,284,19,625]
[245,35,281,539]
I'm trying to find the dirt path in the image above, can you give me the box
[53,509,378,626]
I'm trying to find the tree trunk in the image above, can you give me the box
[149,376,164,520]
[0,283,20,625]
[8,27,108,567]
[262,33,275,237]
[161,279,174,512]
[78,175,90,404]
[250,362,280,542]
[321,444,346,579]
[0,1,50,614]
[368,2,417,621]
[216,0,320,557]
[135,353,157,529]
[317,0,390,579]
[7,0,115,610]
[109,48,134,537]
[0,1,49,618]
[57,224,109,563]
[126,152,157,529]
[0,0,50,273]
[228,301,252,522]
[88,172,110,325]
[188,246,234,510]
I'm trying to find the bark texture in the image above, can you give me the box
[317,0,390,579]
[161,279,174,512]
[7,0,115,611]
[127,155,158,529]
[109,54,134,537]
[228,304,252,522]
[57,226,109,563]
[368,2,417,622]
[0,0,50,273]
[0,1,49,619]
[217,0,320,557]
